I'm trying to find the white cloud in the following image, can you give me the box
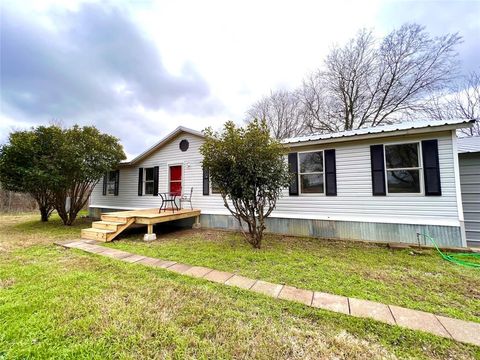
[1,0,477,157]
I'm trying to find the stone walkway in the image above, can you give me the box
[56,239,480,347]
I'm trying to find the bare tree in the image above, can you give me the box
[300,24,461,133]
[427,71,480,136]
[246,90,307,139]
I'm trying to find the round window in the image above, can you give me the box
[179,139,189,152]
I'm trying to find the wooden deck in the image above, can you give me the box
[81,208,201,242]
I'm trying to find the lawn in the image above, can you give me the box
[0,213,479,359]
[106,225,480,324]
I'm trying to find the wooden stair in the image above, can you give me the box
[81,215,135,242]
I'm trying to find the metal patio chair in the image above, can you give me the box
[179,187,193,210]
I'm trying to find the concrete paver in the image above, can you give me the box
[136,257,166,266]
[99,249,132,259]
[151,260,177,268]
[56,240,85,248]
[184,266,213,278]
[349,298,396,325]
[225,275,257,290]
[167,263,193,274]
[436,315,480,347]
[203,270,234,283]
[278,285,313,306]
[81,246,109,254]
[389,305,450,338]
[250,280,283,298]
[312,292,350,315]
[121,254,146,263]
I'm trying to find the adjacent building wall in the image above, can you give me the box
[459,152,480,247]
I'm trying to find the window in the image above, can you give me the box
[298,151,324,194]
[106,171,118,195]
[384,143,421,194]
[211,179,221,194]
[144,167,155,195]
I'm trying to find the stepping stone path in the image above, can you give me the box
[55,239,480,347]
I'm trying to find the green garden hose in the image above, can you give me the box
[417,233,480,268]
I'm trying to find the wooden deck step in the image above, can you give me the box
[81,228,115,241]
[92,221,125,231]
[101,214,130,223]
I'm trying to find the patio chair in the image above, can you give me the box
[179,187,193,210]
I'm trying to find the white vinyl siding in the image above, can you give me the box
[90,131,460,227]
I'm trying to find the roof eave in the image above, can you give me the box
[121,126,204,166]
[285,121,474,148]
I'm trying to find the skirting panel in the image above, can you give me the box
[89,207,463,247]
[200,214,464,248]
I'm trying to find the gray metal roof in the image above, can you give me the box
[458,136,480,153]
[282,119,474,145]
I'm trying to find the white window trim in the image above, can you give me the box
[143,167,155,195]
[298,150,325,196]
[383,141,424,196]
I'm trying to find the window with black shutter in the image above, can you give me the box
[421,139,442,196]
[298,151,324,194]
[288,153,299,195]
[203,168,210,195]
[370,145,386,196]
[384,143,421,194]
[138,168,143,196]
[105,170,119,196]
[324,149,337,196]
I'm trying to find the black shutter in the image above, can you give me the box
[138,168,143,196]
[114,170,120,196]
[422,140,442,196]
[324,149,337,196]
[102,173,107,196]
[153,166,159,196]
[203,168,209,195]
[288,153,299,196]
[370,145,386,196]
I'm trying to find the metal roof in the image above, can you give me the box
[282,119,474,145]
[458,136,480,153]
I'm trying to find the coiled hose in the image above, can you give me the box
[417,233,480,268]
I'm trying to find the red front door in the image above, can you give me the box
[169,165,182,195]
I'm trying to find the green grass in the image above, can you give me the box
[105,227,480,324]
[1,213,479,359]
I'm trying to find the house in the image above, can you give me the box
[458,136,480,247]
[88,119,476,248]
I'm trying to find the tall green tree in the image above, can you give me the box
[52,125,126,225]
[0,126,64,221]
[201,120,290,248]
[0,125,126,225]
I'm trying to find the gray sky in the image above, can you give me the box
[1,0,479,158]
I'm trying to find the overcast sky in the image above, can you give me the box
[1,0,479,158]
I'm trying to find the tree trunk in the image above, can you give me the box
[40,206,49,222]
[250,231,262,249]
[33,191,54,222]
